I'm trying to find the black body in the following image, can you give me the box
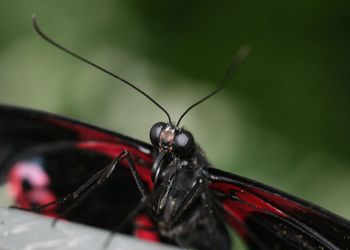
[150,145,231,249]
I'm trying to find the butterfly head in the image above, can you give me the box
[149,122,195,158]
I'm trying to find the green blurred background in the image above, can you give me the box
[0,0,349,243]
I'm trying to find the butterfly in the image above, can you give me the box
[0,15,349,250]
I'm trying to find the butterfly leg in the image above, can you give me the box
[21,150,148,218]
[169,178,205,227]
[201,192,217,245]
[164,179,231,250]
[197,191,232,250]
[102,185,166,249]
[9,162,110,213]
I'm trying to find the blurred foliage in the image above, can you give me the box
[0,1,349,246]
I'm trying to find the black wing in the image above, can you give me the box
[208,167,350,250]
[0,104,157,237]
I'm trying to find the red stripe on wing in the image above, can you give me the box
[211,181,287,238]
[134,214,160,242]
[43,117,120,142]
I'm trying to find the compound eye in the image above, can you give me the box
[173,130,195,157]
[150,122,166,146]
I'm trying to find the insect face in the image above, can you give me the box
[149,122,195,157]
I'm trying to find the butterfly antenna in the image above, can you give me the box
[176,46,250,127]
[32,14,172,123]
